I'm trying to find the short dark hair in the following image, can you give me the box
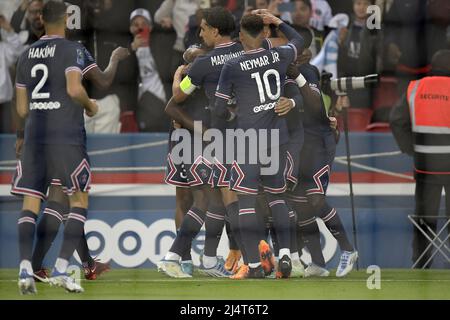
[240,14,264,38]
[203,7,236,36]
[293,0,312,9]
[42,0,67,24]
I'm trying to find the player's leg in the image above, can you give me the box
[221,187,245,272]
[17,196,41,294]
[262,146,292,278]
[255,194,276,276]
[32,185,67,282]
[175,187,194,274]
[48,145,91,292]
[49,190,87,293]
[199,188,233,277]
[160,185,209,277]
[11,143,47,294]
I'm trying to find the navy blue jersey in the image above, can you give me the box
[298,63,332,139]
[181,40,275,129]
[15,35,96,145]
[180,87,211,128]
[215,44,298,145]
[284,79,304,134]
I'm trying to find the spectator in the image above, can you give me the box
[337,0,378,108]
[0,14,24,133]
[309,0,333,32]
[155,0,200,76]
[10,0,44,45]
[130,8,170,132]
[312,13,349,79]
[83,0,138,132]
[291,0,322,58]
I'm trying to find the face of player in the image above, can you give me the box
[199,19,217,47]
[353,0,371,21]
[296,49,312,66]
[130,16,152,36]
[27,0,44,31]
[292,0,311,27]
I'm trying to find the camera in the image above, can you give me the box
[330,74,379,93]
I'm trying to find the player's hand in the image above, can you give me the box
[160,17,173,29]
[252,9,283,26]
[15,138,24,159]
[275,97,294,116]
[111,47,130,63]
[86,99,98,117]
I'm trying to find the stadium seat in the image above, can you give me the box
[366,122,391,132]
[372,76,399,110]
[337,109,373,131]
[120,111,139,133]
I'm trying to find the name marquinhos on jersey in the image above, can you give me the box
[28,45,56,59]
[211,51,244,66]
[240,52,280,71]
[253,101,277,113]
[29,101,61,110]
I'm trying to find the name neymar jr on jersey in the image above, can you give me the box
[240,51,280,71]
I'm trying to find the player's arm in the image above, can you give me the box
[214,64,235,121]
[83,47,129,90]
[275,80,303,116]
[174,55,205,103]
[287,64,322,118]
[165,97,206,133]
[14,86,27,159]
[66,70,98,117]
[254,9,304,52]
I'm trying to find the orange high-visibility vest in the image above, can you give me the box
[407,76,450,176]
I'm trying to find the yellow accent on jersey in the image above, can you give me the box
[180,76,196,95]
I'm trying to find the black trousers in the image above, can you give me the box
[412,180,450,268]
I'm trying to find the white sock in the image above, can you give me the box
[249,262,261,268]
[202,255,217,269]
[54,258,69,274]
[291,251,300,262]
[165,252,181,261]
[279,248,291,259]
[19,260,33,275]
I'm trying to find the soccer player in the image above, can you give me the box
[27,41,129,284]
[287,48,359,278]
[13,0,98,294]
[214,12,304,279]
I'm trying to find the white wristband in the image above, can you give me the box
[289,98,296,108]
[295,74,307,88]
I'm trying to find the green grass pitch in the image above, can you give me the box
[1,269,450,300]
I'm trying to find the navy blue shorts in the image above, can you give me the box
[210,159,232,188]
[165,130,211,188]
[11,144,91,200]
[230,145,288,195]
[286,129,304,191]
[297,134,336,196]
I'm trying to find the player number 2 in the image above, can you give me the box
[251,69,281,104]
[31,64,50,99]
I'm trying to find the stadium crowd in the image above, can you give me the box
[1,0,449,134]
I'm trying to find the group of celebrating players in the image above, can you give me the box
[13,1,357,295]
[159,7,358,280]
